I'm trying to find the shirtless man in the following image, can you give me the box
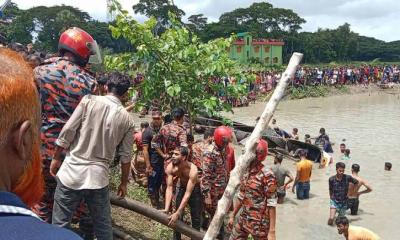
[347,164,372,215]
[163,147,200,240]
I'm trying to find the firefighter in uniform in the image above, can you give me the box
[201,126,232,239]
[152,107,188,170]
[33,27,100,239]
[228,139,277,240]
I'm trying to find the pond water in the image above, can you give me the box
[227,91,400,239]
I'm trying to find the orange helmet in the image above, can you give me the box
[214,126,232,148]
[58,27,101,66]
[256,139,268,161]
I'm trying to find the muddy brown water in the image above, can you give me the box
[224,91,400,239]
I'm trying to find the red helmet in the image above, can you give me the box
[58,27,100,65]
[214,126,232,148]
[256,139,268,161]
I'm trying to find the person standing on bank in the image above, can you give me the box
[328,162,359,226]
[143,111,164,208]
[163,147,201,240]
[33,28,99,235]
[292,150,313,200]
[228,140,277,240]
[152,107,188,170]
[50,72,135,239]
[201,126,232,239]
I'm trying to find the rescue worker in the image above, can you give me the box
[190,128,214,179]
[33,27,99,238]
[228,139,277,240]
[201,126,232,239]
[152,107,188,170]
[190,128,213,229]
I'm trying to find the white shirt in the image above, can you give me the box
[56,95,135,190]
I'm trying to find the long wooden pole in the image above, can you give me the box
[113,227,135,240]
[110,193,205,240]
[204,52,303,240]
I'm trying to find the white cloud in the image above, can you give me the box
[10,0,400,41]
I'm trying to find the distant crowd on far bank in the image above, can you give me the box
[213,64,400,107]
[3,41,399,111]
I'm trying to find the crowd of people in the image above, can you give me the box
[0,26,384,240]
[218,64,400,108]
[4,39,400,111]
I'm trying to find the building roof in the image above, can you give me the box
[252,39,284,46]
[233,39,284,46]
[234,32,284,46]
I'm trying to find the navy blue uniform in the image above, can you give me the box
[0,191,82,240]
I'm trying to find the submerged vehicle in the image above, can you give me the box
[194,116,322,162]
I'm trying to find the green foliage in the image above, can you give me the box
[106,1,247,124]
[109,167,173,239]
[2,3,132,53]
[109,166,150,204]
[5,1,400,64]
[132,0,185,35]
[289,85,330,99]
[337,85,350,94]
[201,2,305,42]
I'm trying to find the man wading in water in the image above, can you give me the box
[347,164,372,215]
[292,150,313,200]
[162,147,201,240]
[271,154,294,204]
[336,216,380,240]
[328,162,359,225]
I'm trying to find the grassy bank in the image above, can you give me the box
[109,167,173,240]
[287,85,350,99]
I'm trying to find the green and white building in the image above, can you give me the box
[228,32,284,65]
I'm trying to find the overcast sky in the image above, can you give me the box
[11,0,400,42]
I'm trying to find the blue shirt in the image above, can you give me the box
[0,191,82,240]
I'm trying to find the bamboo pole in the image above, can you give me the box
[204,52,303,240]
[110,193,204,240]
[113,227,135,240]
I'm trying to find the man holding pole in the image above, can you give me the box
[203,53,303,240]
[50,72,135,239]
[228,139,277,240]
[163,147,201,240]
[201,126,232,239]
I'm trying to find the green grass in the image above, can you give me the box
[110,166,173,239]
[109,166,150,204]
[288,85,330,99]
[337,85,350,93]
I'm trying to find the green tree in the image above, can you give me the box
[201,2,305,42]
[32,6,90,51]
[132,0,185,35]
[107,0,248,129]
[1,2,32,44]
[186,14,207,36]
